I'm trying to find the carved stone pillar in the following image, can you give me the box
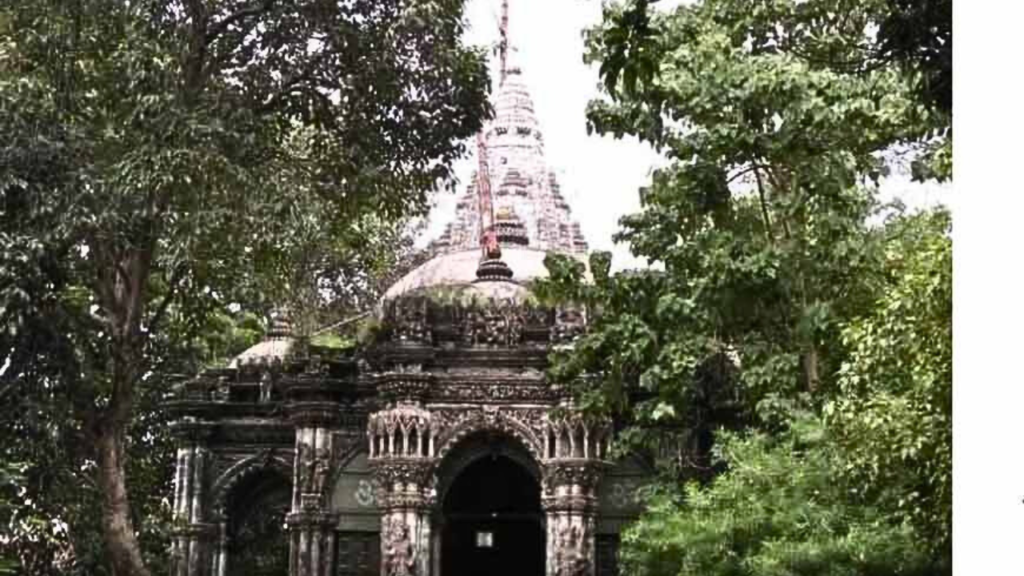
[543,460,606,576]
[367,373,438,576]
[286,401,343,576]
[541,407,611,576]
[169,421,217,576]
[372,461,435,576]
[287,508,339,576]
[211,521,228,576]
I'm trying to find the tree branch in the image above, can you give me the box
[255,52,331,115]
[204,0,277,45]
[146,262,188,336]
[752,165,774,242]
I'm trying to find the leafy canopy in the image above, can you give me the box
[0,0,489,573]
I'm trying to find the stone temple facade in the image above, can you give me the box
[165,36,651,576]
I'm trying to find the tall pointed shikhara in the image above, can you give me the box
[429,0,589,258]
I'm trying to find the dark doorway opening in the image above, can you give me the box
[226,471,291,576]
[441,454,544,576]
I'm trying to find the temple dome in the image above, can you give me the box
[229,311,296,368]
[383,247,587,302]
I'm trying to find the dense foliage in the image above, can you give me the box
[828,209,952,554]
[538,0,952,574]
[621,416,936,576]
[0,1,489,573]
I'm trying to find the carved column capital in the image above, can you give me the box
[285,510,340,530]
[544,459,607,490]
[541,459,608,514]
[368,458,438,511]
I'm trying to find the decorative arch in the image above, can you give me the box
[209,450,293,517]
[213,453,292,576]
[435,429,541,508]
[434,409,546,464]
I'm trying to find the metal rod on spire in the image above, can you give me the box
[475,132,498,258]
[499,0,509,85]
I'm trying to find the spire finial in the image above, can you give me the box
[499,0,509,85]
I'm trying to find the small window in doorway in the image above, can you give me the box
[475,531,494,548]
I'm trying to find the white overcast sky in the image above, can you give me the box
[419,0,950,269]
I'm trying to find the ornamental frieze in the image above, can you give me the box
[380,295,586,348]
[429,380,558,402]
[383,297,431,345]
[376,372,433,401]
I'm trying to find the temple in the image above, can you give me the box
[165,4,651,575]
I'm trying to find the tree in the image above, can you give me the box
[538,0,952,573]
[0,1,489,573]
[876,0,951,117]
[541,0,939,469]
[828,208,952,556]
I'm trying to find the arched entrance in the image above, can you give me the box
[224,470,291,576]
[438,434,545,576]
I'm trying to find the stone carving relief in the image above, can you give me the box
[368,405,434,459]
[544,412,613,461]
[430,381,557,403]
[459,300,525,346]
[555,523,593,576]
[609,479,641,509]
[298,443,333,499]
[385,298,431,345]
[298,431,366,509]
[380,296,588,348]
[355,479,376,507]
[382,517,417,576]
[544,460,606,495]
[259,371,274,403]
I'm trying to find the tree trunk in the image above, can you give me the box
[97,424,152,576]
[91,244,155,576]
[804,346,820,393]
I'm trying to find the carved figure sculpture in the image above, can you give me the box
[555,524,590,576]
[385,521,416,576]
[258,371,273,403]
[312,447,331,494]
[299,444,316,494]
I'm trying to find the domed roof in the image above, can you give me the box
[383,247,587,301]
[228,311,296,368]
